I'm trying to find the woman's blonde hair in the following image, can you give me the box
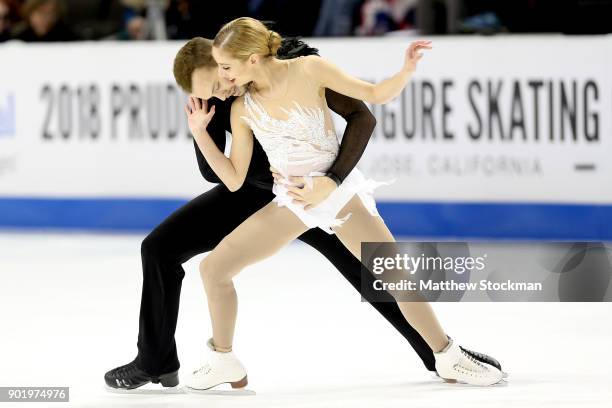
[213,17,282,60]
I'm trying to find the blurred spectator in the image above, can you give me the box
[63,0,124,40]
[313,0,363,36]
[415,0,612,35]
[12,0,79,41]
[114,0,168,40]
[457,10,506,34]
[0,0,20,42]
[2,0,607,43]
[249,0,321,37]
[165,0,248,39]
[356,0,417,36]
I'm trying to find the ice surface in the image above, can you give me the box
[0,232,610,407]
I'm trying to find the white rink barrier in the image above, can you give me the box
[0,36,610,238]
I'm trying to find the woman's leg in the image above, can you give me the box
[331,195,449,353]
[199,201,310,351]
[136,184,273,375]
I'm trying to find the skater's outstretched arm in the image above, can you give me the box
[302,40,432,104]
[186,96,253,192]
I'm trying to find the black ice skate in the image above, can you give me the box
[104,359,179,391]
[461,346,506,376]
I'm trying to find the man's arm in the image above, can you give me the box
[324,88,376,184]
[274,87,377,208]
[277,38,377,181]
[271,38,378,207]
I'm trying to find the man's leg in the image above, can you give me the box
[106,183,274,388]
[296,228,436,372]
[328,195,504,385]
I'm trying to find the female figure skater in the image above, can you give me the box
[185,17,504,390]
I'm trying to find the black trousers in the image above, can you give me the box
[135,182,436,375]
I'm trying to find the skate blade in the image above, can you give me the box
[434,372,508,387]
[104,384,187,394]
[441,377,508,387]
[185,386,255,396]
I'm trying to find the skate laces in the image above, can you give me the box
[116,362,137,378]
[456,348,489,376]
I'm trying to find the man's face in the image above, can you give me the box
[191,66,246,101]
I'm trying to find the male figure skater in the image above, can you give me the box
[104,36,501,390]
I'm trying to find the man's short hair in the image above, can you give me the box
[173,37,217,93]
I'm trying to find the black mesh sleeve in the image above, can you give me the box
[278,37,376,184]
[324,89,377,183]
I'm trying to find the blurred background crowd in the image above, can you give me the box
[0,0,610,43]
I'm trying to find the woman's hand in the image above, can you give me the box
[184,96,216,137]
[403,40,433,74]
[271,167,337,210]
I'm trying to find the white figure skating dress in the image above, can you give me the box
[240,57,393,234]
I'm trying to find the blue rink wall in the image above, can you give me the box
[0,197,610,240]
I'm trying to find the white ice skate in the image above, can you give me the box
[434,337,504,386]
[185,339,251,394]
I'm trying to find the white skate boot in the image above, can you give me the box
[185,339,249,392]
[434,337,504,386]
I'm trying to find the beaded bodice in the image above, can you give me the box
[238,57,339,178]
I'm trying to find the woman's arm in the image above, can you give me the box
[193,138,222,183]
[193,98,227,183]
[187,96,253,192]
[302,40,432,104]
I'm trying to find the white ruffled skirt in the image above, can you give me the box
[272,168,394,235]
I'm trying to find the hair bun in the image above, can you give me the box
[214,17,284,60]
[267,29,282,57]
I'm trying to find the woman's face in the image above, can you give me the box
[212,46,254,88]
[191,66,243,101]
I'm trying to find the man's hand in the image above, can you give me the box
[184,96,215,137]
[271,167,338,209]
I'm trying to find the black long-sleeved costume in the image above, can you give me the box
[135,38,435,375]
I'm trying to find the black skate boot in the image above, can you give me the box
[104,358,179,391]
[460,346,504,373]
[434,336,508,381]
